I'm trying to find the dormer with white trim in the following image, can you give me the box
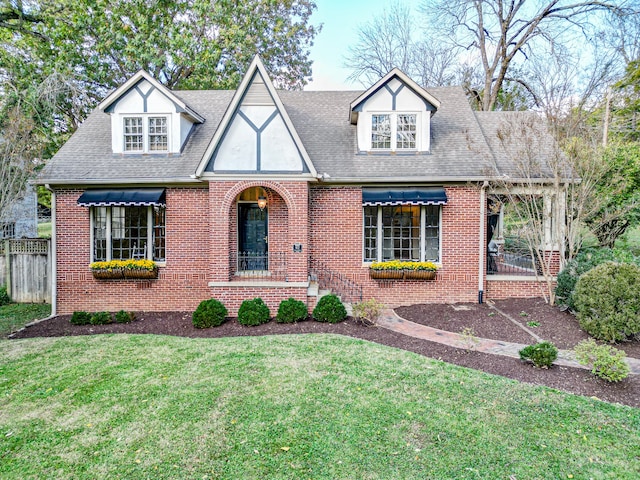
[98,71,205,155]
[350,68,440,154]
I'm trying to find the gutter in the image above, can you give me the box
[478,181,489,304]
[45,184,56,316]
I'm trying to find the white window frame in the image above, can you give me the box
[90,206,166,263]
[369,112,419,152]
[122,114,170,153]
[363,205,442,263]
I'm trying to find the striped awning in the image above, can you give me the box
[362,188,447,206]
[77,188,166,207]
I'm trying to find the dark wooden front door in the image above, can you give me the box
[238,204,268,270]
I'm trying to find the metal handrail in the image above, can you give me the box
[310,259,363,303]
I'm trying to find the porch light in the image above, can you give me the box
[257,195,267,211]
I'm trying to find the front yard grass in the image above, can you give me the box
[0,303,50,337]
[1,334,638,479]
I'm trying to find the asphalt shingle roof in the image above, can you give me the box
[39,86,552,185]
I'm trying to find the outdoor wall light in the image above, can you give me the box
[257,195,267,211]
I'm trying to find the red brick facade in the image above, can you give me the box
[54,182,551,315]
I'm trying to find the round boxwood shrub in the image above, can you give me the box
[237,298,271,326]
[574,262,640,342]
[192,298,228,328]
[276,297,308,323]
[555,248,638,310]
[70,311,91,325]
[518,341,558,368]
[90,311,112,325]
[574,339,630,382]
[312,294,347,323]
[0,285,10,306]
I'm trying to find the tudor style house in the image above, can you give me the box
[38,56,562,315]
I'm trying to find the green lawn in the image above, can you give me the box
[0,303,51,337]
[1,334,638,479]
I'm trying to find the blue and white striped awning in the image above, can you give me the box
[77,188,166,207]
[362,188,447,206]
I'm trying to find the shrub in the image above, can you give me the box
[352,298,385,326]
[192,298,228,329]
[237,298,271,326]
[313,294,347,323]
[115,310,136,323]
[70,311,91,325]
[519,341,558,368]
[0,285,10,306]
[276,298,308,323]
[573,262,640,342]
[90,311,112,325]
[574,339,630,382]
[555,248,638,310]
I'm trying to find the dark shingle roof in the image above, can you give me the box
[39,86,550,185]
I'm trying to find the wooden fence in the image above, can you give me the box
[0,239,51,303]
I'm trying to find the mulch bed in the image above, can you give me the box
[11,298,640,408]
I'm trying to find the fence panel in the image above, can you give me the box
[1,239,51,303]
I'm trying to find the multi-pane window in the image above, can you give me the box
[124,117,143,151]
[370,113,418,151]
[397,114,416,149]
[371,114,391,149]
[92,206,165,262]
[364,205,440,262]
[123,116,168,152]
[0,222,16,239]
[148,117,168,151]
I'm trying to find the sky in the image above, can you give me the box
[304,0,421,91]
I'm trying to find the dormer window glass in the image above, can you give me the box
[370,113,417,151]
[124,117,143,151]
[149,117,168,151]
[122,115,169,153]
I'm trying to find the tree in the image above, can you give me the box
[427,0,635,111]
[0,0,320,135]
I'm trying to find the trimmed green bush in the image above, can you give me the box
[115,310,136,323]
[313,294,347,323]
[573,262,640,342]
[70,311,91,325]
[90,311,112,325]
[555,248,638,310]
[0,285,10,306]
[519,341,558,368]
[192,298,228,329]
[237,298,271,326]
[276,298,308,323]
[574,339,630,382]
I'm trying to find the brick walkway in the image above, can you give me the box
[377,309,640,375]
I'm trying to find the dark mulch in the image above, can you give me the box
[11,298,640,408]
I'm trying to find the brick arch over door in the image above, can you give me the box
[209,180,309,283]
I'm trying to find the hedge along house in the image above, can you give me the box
[38,56,564,316]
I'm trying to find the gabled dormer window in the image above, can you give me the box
[371,113,417,151]
[123,115,168,153]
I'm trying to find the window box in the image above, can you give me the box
[91,260,158,280]
[369,261,438,281]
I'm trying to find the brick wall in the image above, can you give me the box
[309,185,482,307]
[55,187,211,314]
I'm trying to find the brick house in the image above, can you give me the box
[39,56,561,315]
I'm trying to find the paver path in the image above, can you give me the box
[377,309,640,375]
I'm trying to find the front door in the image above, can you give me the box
[238,204,268,271]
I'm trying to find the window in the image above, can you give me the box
[0,222,16,239]
[123,116,169,153]
[371,113,417,151]
[364,205,440,262]
[91,206,165,262]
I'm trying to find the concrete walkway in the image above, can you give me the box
[377,309,640,375]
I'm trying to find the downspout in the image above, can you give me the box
[478,181,489,304]
[46,185,56,316]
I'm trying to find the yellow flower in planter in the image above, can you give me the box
[370,260,438,271]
